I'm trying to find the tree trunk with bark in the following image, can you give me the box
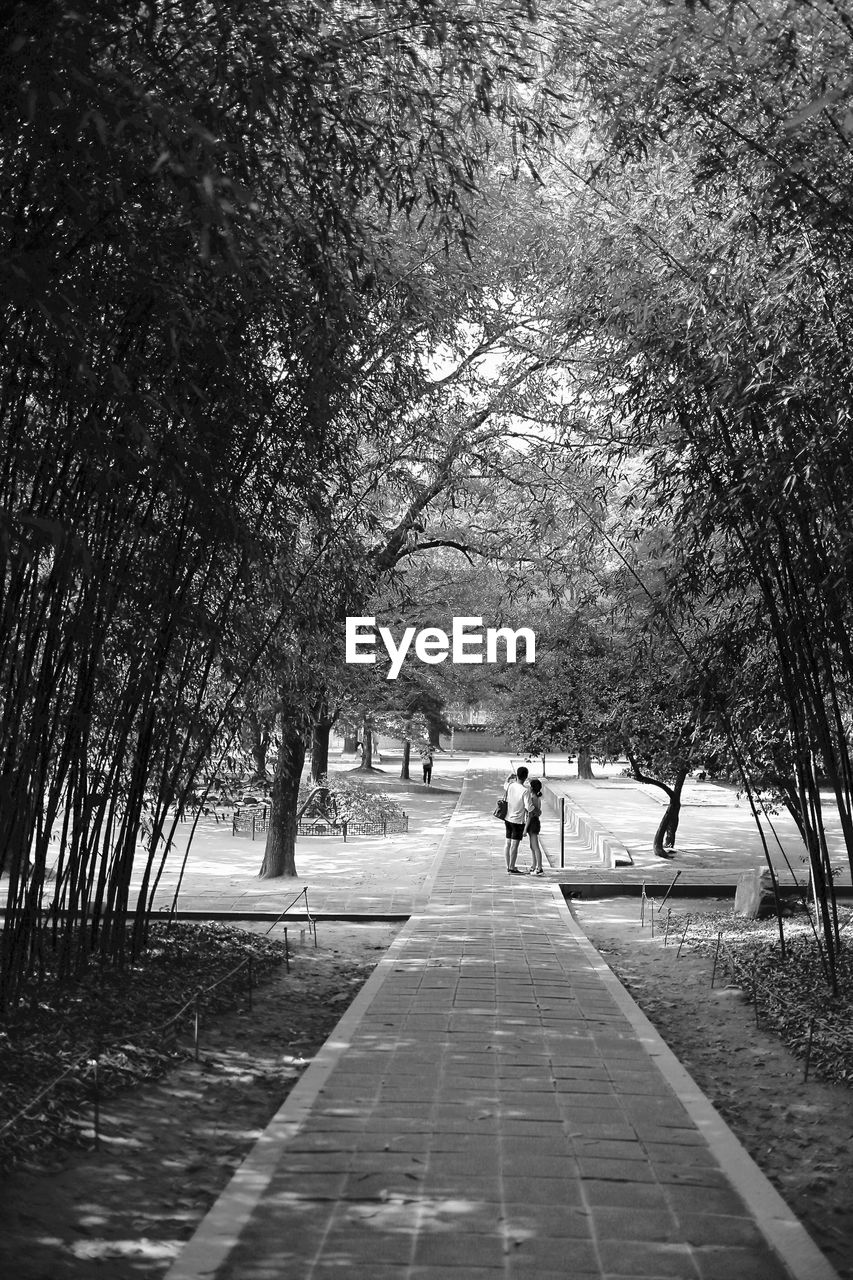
[657,766,688,853]
[577,746,595,779]
[245,708,271,783]
[400,738,411,781]
[259,716,306,878]
[311,718,332,783]
[625,752,688,858]
[427,715,442,750]
[353,717,379,771]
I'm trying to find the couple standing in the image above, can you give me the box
[503,765,544,875]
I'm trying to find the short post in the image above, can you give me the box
[193,994,201,1061]
[676,915,691,958]
[664,908,672,945]
[342,819,348,843]
[251,812,256,841]
[560,798,565,868]
[640,883,646,926]
[803,1016,817,1082]
[283,926,289,971]
[650,901,655,938]
[658,870,682,912]
[710,930,722,988]
[92,1052,101,1151]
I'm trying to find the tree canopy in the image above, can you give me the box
[6,0,853,1000]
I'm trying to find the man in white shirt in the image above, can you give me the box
[503,765,530,874]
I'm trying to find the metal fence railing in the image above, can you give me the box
[232,806,270,839]
[233,808,409,841]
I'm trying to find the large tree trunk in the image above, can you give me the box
[577,746,595,779]
[259,717,306,878]
[311,719,332,783]
[244,708,271,783]
[652,768,688,858]
[427,715,442,750]
[357,718,376,770]
[400,738,411,781]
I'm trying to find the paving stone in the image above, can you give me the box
[576,1156,657,1183]
[678,1212,765,1248]
[596,1240,701,1277]
[691,1246,792,1279]
[501,1153,576,1179]
[649,1164,730,1190]
[412,1231,507,1267]
[318,1228,415,1264]
[643,1143,719,1168]
[408,1268,506,1277]
[506,1238,600,1274]
[501,1176,584,1205]
[584,1180,671,1210]
[311,1266,412,1279]
[662,1185,746,1217]
[500,1204,593,1239]
[590,1206,680,1243]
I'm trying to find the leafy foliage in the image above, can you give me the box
[0,0,564,988]
[302,774,406,824]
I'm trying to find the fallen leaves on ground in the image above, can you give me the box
[0,921,398,1280]
[664,905,853,1086]
[0,922,288,1169]
[578,898,853,1280]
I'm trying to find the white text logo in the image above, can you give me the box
[345,616,536,680]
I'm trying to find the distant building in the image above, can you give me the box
[373,702,509,755]
[443,702,509,753]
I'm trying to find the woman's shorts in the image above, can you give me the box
[504,820,524,840]
[527,816,541,835]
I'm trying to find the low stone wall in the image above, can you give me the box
[541,782,633,868]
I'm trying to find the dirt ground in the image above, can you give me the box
[3,903,852,1280]
[574,896,853,1280]
[0,921,400,1280]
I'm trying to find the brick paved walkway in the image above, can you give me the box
[165,770,837,1280]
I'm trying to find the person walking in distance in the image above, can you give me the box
[504,765,530,874]
[524,778,544,874]
[421,750,433,785]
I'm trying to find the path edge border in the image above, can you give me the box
[564,899,841,1280]
[162,775,470,1280]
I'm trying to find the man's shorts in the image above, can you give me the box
[504,820,524,840]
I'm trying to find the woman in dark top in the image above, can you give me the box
[524,778,544,875]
